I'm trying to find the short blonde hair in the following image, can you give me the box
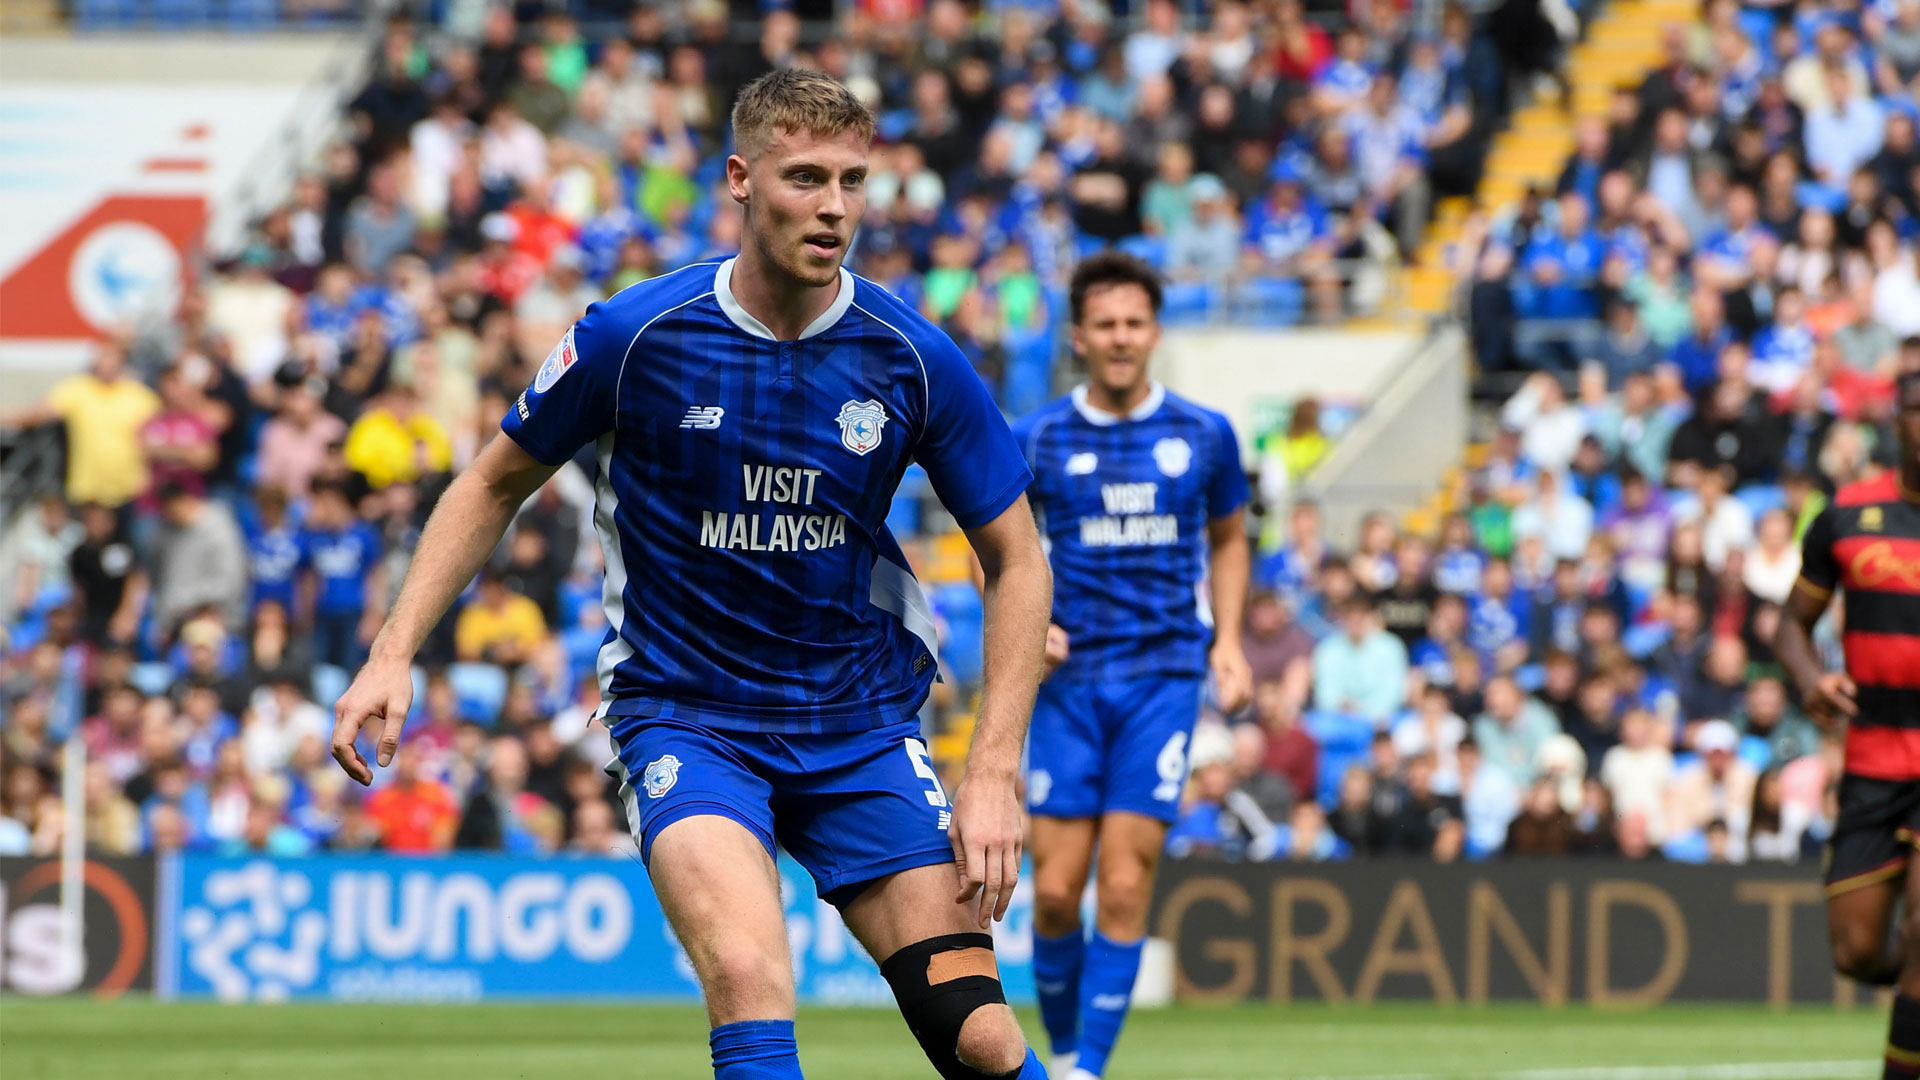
[730,68,876,160]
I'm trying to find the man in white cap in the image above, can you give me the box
[1666,718,1757,856]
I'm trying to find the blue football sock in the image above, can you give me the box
[710,1019,803,1080]
[1009,1046,1050,1078]
[1073,933,1144,1078]
[1031,927,1087,1056]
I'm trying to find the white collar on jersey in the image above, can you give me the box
[1072,381,1166,425]
[713,256,856,342]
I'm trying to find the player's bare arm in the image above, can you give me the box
[330,433,559,784]
[969,549,1070,675]
[1206,509,1253,715]
[956,492,1053,927]
[1777,577,1857,729]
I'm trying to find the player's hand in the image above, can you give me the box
[1043,623,1070,677]
[948,766,1023,929]
[1805,671,1859,727]
[1211,641,1254,716]
[331,657,415,785]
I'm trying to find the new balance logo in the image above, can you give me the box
[937,810,952,832]
[680,406,725,430]
[1089,994,1129,1010]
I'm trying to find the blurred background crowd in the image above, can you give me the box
[1,0,1915,869]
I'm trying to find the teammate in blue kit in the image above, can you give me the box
[1012,253,1252,1080]
[330,70,1055,1080]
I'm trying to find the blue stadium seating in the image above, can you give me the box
[448,662,509,724]
[1229,278,1303,327]
[311,664,350,712]
[1161,281,1219,326]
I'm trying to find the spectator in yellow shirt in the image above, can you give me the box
[455,570,551,666]
[1280,397,1330,482]
[1,343,159,507]
[342,382,453,490]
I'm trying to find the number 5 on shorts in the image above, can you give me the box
[905,737,949,807]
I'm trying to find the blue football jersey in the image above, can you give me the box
[501,258,1031,735]
[1013,384,1250,684]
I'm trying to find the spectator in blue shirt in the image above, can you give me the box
[1311,592,1411,726]
[1244,167,1340,318]
[1345,74,1432,252]
[1520,193,1604,318]
[1313,27,1375,116]
[1469,556,1532,664]
[298,479,387,670]
[246,485,304,617]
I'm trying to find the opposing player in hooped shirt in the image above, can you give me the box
[1779,365,1920,1080]
[330,70,1056,1080]
[1009,253,1252,1080]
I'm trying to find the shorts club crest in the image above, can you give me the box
[643,754,682,798]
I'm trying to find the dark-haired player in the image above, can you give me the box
[1012,252,1251,1080]
[1779,365,1920,1080]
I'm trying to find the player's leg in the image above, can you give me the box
[1828,776,1909,986]
[1026,678,1104,1069]
[606,718,798,1079]
[842,863,1047,1079]
[772,720,1044,1080]
[1830,876,1903,986]
[650,817,795,1024]
[1070,811,1170,1080]
[1880,794,1920,1080]
[1030,815,1096,1070]
[1068,677,1201,1080]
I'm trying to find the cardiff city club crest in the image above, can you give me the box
[643,754,681,799]
[835,399,888,456]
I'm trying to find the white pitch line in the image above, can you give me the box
[1178,1061,1875,1080]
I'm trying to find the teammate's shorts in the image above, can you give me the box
[605,714,956,907]
[1825,773,1920,897]
[1026,674,1205,823]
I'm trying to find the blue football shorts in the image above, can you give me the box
[605,714,957,907]
[1026,674,1205,823]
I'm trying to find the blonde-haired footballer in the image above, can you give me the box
[331,68,1055,1080]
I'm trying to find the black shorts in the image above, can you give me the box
[1827,774,1920,897]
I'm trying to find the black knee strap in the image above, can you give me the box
[880,933,1012,1080]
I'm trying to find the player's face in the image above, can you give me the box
[1900,384,1920,467]
[731,126,869,289]
[1073,282,1161,398]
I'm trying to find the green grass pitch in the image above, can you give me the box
[0,999,1891,1079]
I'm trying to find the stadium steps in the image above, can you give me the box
[0,0,61,32]
[1391,0,1696,527]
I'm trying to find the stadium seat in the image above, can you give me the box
[928,584,984,687]
[150,0,212,26]
[129,662,177,698]
[886,490,923,536]
[448,662,509,724]
[1116,235,1166,270]
[311,664,351,711]
[1734,484,1786,520]
[71,0,136,29]
[1229,278,1302,327]
[1662,830,1709,864]
[1161,281,1219,326]
[224,0,279,30]
[1621,621,1668,659]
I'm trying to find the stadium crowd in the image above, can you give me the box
[0,0,1897,869]
[1162,0,1920,866]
